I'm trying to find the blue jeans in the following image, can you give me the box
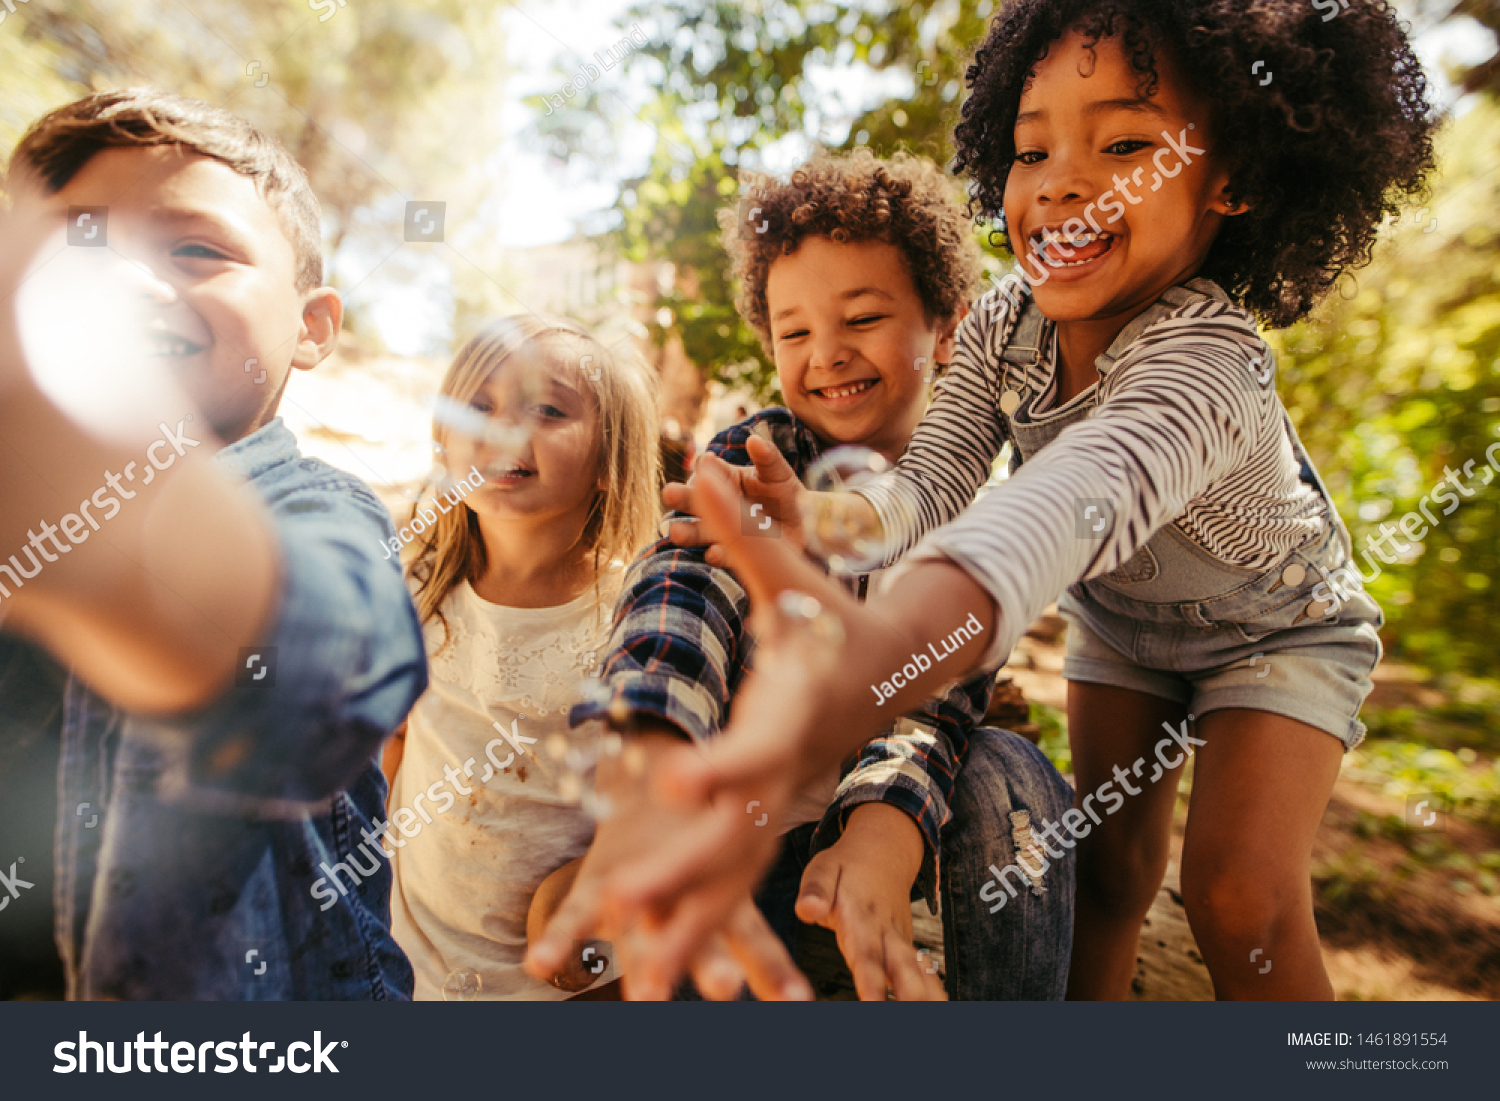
[756,726,1075,999]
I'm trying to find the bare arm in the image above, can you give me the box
[380,720,408,791]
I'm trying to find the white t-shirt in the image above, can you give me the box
[390,574,620,1000]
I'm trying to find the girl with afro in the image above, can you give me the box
[645,0,1439,1001]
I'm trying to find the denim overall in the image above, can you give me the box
[996,285,1383,745]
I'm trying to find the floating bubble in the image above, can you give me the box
[800,446,900,575]
[775,590,846,648]
[442,968,482,1001]
[607,696,633,729]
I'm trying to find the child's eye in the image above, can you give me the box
[1105,139,1152,156]
[533,404,567,420]
[848,314,886,327]
[1014,150,1046,166]
[777,329,809,342]
[174,243,229,260]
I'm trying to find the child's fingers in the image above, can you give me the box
[722,897,814,1002]
[665,517,710,547]
[744,433,798,487]
[621,892,732,1001]
[688,934,746,1001]
[836,909,893,1002]
[524,873,605,977]
[793,851,841,926]
[660,480,692,513]
[692,458,852,617]
[885,931,938,1002]
[606,789,748,909]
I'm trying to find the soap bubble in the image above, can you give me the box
[800,446,902,575]
[442,968,483,1001]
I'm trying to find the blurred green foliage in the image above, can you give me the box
[1272,99,1500,677]
[541,0,1004,402]
[564,0,1500,679]
[0,0,515,336]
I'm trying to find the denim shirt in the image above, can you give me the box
[7,418,428,999]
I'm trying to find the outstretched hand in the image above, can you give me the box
[796,803,945,1001]
[661,433,806,564]
[528,456,994,999]
[523,724,809,1001]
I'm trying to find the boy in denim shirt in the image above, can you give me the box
[0,89,426,999]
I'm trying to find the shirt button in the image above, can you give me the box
[1281,564,1306,587]
[1305,598,1332,619]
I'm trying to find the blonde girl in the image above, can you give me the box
[383,315,658,1000]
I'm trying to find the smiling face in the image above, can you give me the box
[767,236,958,463]
[24,145,338,441]
[1006,30,1238,327]
[443,345,602,536]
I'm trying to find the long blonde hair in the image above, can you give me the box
[406,315,660,643]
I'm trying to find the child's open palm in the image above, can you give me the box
[796,803,946,1001]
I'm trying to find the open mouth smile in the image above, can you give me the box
[480,462,534,483]
[1028,227,1118,269]
[812,378,878,401]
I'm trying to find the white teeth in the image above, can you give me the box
[1034,229,1112,248]
[1032,229,1115,267]
[820,379,875,399]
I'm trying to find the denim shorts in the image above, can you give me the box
[1058,514,1383,750]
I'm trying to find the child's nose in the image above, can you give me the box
[1034,149,1097,206]
[115,255,178,305]
[808,333,851,372]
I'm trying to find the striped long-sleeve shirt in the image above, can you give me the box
[858,278,1327,672]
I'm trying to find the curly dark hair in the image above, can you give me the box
[952,0,1438,328]
[720,149,984,351]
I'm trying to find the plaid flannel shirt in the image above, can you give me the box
[570,408,993,905]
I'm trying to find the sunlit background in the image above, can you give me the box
[3,0,1499,1000]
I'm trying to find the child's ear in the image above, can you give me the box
[1209,182,1251,217]
[934,308,964,365]
[290,287,343,371]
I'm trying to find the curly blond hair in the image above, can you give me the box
[719,149,983,352]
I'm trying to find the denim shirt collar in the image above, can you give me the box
[214,417,300,482]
